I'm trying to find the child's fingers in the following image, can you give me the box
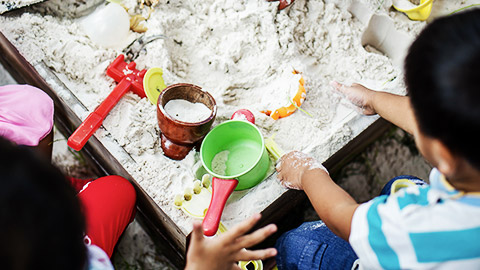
[330,81,361,101]
[277,168,291,187]
[234,248,278,262]
[277,151,296,170]
[191,220,205,244]
[234,224,277,249]
[330,81,346,94]
[276,169,284,180]
[276,153,290,172]
[275,159,282,172]
[224,213,262,241]
[282,181,301,190]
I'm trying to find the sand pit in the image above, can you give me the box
[0,0,433,233]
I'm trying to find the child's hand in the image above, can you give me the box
[330,81,376,115]
[276,151,328,190]
[185,213,277,270]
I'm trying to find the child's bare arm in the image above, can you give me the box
[276,83,416,241]
[331,82,417,135]
[277,151,359,241]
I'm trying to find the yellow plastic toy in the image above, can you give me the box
[143,67,167,105]
[393,0,434,21]
[265,134,285,162]
[238,260,263,270]
[174,174,263,270]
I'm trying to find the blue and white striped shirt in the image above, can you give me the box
[350,168,480,269]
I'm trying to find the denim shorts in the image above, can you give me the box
[275,175,427,270]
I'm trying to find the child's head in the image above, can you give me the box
[405,9,480,177]
[0,137,87,270]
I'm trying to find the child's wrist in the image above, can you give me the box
[301,167,330,187]
[366,90,376,112]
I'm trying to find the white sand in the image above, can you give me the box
[164,99,212,123]
[0,0,43,14]
[211,150,230,176]
[1,0,465,233]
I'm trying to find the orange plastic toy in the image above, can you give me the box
[261,70,306,120]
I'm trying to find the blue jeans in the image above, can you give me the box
[275,221,357,270]
[275,175,427,270]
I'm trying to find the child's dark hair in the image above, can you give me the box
[0,137,87,270]
[405,9,480,170]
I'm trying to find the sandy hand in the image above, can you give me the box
[276,151,328,190]
[330,81,377,115]
[185,214,277,270]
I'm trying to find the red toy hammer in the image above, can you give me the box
[68,54,146,151]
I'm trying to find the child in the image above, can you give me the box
[275,9,480,269]
[0,85,277,269]
[0,136,88,270]
[0,84,137,268]
[0,137,277,270]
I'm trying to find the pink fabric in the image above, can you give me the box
[0,84,54,146]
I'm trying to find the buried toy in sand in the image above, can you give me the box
[267,0,295,10]
[261,70,307,120]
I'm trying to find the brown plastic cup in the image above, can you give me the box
[157,83,217,160]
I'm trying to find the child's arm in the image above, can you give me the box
[331,82,417,135]
[185,213,277,270]
[276,83,416,241]
[277,151,359,241]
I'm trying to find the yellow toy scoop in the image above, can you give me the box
[143,67,167,105]
[393,0,434,21]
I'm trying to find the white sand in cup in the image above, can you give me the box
[163,99,212,123]
[211,150,230,176]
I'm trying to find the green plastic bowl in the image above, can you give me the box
[200,120,270,190]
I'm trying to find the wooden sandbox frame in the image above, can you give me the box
[0,31,392,268]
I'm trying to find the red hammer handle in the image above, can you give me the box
[68,79,132,151]
[67,112,104,151]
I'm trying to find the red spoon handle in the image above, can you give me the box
[202,177,238,236]
[67,79,132,151]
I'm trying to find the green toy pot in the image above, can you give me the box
[200,120,270,236]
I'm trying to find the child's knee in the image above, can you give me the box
[275,221,357,269]
[95,175,136,207]
[275,221,326,266]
